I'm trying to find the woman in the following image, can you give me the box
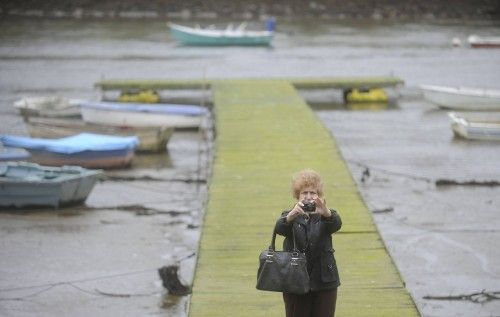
[275,169,342,317]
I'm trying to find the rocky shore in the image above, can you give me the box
[1,0,499,21]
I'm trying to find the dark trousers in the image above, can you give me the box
[283,288,337,317]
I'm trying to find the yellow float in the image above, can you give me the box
[345,88,388,103]
[118,89,160,103]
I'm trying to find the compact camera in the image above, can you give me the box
[301,201,316,212]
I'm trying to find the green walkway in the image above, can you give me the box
[189,80,419,316]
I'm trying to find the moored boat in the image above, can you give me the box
[14,96,82,119]
[420,85,500,110]
[78,101,208,129]
[467,35,500,48]
[0,149,30,161]
[1,133,139,169]
[167,22,274,46]
[0,161,103,208]
[448,112,500,141]
[26,117,174,153]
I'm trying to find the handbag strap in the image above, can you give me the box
[270,227,298,252]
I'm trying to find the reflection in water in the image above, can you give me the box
[346,102,394,111]
[308,101,398,111]
[160,293,189,316]
[132,152,173,169]
[161,293,182,309]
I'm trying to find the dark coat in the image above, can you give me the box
[274,209,342,291]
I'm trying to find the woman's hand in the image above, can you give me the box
[311,197,332,218]
[286,202,309,223]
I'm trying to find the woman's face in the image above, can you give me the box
[298,186,319,202]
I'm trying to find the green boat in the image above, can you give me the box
[0,162,103,208]
[167,22,274,46]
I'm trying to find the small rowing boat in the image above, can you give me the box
[26,117,173,153]
[467,35,500,48]
[167,21,274,46]
[1,133,139,169]
[420,85,500,110]
[78,101,208,129]
[14,96,82,118]
[448,112,500,141]
[0,161,103,208]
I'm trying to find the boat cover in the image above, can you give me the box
[78,101,208,116]
[1,133,139,154]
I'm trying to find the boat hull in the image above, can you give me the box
[420,85,500,110]
[0,149,30,161]
[80,107,204,129]
[467,35,500,48]
[14,97,82,118]
[28,149,135,169]
[0,162,102,208]
[26,118,173,152]
[168,23,273,46]
[470,43,500,48]
[448,112,500,141]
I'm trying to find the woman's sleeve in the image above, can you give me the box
[274,211,292,236]
[322,209,342,234]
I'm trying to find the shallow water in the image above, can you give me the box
[0,17,500,316]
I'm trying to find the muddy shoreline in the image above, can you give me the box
[0,128,213,317]
[1,18,499,316]
[1,0,499,21]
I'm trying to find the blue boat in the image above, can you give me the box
[0,162,103,208]
[1,133,139,169]
[167,22,274,46]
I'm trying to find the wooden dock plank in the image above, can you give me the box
[189,80,418,316]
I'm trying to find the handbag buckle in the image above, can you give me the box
[291,252,300,266]
[266,252,274,263]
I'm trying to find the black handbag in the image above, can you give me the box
[256,228,310,294]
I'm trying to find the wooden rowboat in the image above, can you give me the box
[26,117,173,153]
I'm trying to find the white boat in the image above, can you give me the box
[26,117,174,153]
[78,101,208,129]
[14,97,82,118]
[448,112,500,141]
[420,85,500,110]
[167,22,274,46]
[467,35,500,48]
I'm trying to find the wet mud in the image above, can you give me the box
[1,18,500,317]
[0,129,212,317]
[316,93,500,316]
